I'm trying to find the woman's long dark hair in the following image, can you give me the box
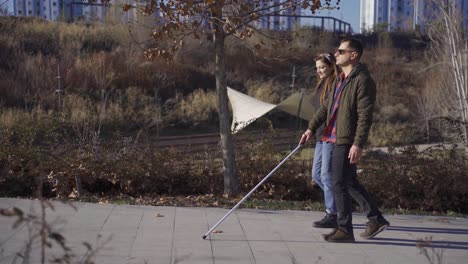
[314,53,339,105]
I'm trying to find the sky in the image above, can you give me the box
[2,0,361,33]
[303,1,361,33]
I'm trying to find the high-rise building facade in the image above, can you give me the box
[361,0,376,30]
[14,0,62,20]
[255,0,301,31]
[10,0,299,30]
[12,0,109,21]
[360,0,468,33]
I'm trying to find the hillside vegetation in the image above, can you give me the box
[0,17,438,145]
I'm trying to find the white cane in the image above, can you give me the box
[203,144,303,240]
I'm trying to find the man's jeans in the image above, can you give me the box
[332,144,383,233]
[312,141,336,213]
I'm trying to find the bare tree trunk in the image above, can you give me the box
[213,1,240,196]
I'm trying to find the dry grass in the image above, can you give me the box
[0,109,31,128]
[369,122,422,146]
[169,89,218,126]
[245,79,283,104]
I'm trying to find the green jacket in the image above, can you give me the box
[308,63,376,148]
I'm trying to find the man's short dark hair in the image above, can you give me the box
[341,38,363,60]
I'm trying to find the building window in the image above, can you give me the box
[53,2,56,6]
[28,10,32,14]
[18,10,22,14]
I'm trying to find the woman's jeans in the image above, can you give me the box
[312,141,336,213]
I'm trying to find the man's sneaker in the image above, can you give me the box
[313,213,338,228]
[360,219,390,239]
[324,229,355,243]
[321,229,337,240]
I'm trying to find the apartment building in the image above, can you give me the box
[10,0,301,30]
[13,0,63,20]
[360,0,468,33]
[12,0,110,21]
[255,0,301,30]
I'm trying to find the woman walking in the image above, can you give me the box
[310,53,339,228]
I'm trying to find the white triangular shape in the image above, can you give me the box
[227,87,277,134]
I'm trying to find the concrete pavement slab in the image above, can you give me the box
[1,198,468,264]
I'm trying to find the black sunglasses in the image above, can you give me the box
[336,49,355,55]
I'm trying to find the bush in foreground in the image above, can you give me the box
[0,136,466,213]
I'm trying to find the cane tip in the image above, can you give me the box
[202,235,207,240]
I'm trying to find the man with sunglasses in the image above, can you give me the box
[300,38,390,243]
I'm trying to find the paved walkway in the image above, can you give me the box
[0,198,467,264]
